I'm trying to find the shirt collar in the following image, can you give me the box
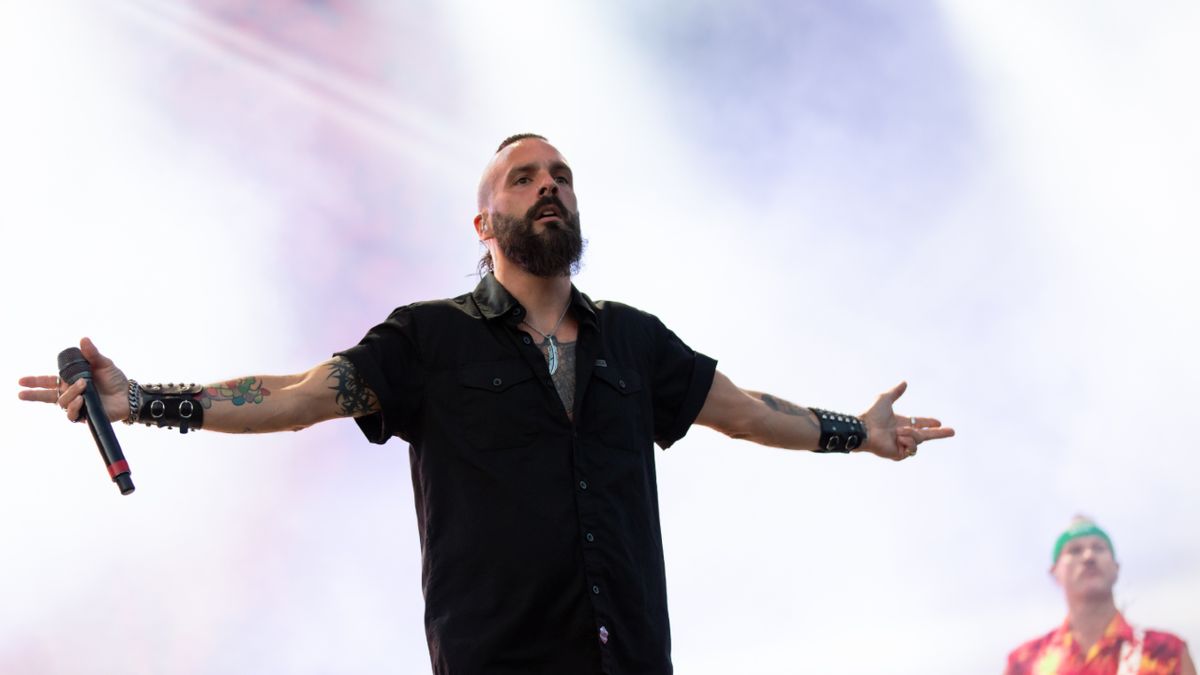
[1054,611,1133,659]
[1103,611,1134,643]
[470,272,598,327]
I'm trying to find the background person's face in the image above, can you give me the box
[1052,535,1119,601]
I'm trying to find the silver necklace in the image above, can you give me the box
[522,302,571,375]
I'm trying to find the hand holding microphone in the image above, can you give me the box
[17,338,136,495]
[58,344,135,495]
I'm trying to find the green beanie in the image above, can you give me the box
[1052,516,1114,564]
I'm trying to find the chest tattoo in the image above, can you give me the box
[543,340,576,417]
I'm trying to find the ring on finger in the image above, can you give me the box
[909,416,917,427]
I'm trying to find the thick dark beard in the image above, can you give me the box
[491,197,585,277]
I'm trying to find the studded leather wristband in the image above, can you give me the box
[135,382,204,433]
[809,408,867,453]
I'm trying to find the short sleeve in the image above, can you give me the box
[649,315,717,449]
[334,307,426,444]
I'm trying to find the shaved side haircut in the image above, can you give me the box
[496,132,547,153]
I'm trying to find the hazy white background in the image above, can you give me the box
[2,1,1197,673]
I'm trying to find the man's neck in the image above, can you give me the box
[1066,596,1118,653]
[493,262,573,325]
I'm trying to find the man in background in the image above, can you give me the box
[1005,516,1195,675]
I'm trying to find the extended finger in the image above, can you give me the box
[914,427,956,443]
[18,375,61,389]
[18,389,60,403]
[906,416,942,429]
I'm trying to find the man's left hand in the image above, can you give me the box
[859,381,955,461]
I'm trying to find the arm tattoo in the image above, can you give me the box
[326,357,378,417]
[198,377,271,409]
[761,394,820,431]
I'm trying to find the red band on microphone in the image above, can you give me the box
[108,460,130,479]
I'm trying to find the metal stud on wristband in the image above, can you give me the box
[124,379,141,425]
[809,407,867,453]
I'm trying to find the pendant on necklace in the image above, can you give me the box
[546,336,559,375]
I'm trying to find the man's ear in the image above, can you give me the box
[475,211,491,240]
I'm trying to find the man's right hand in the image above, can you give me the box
[18,337,131,424]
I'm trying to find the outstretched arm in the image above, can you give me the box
[694,369,954,460]
[18,337,378,434]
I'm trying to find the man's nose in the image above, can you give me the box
[537,176,558,196]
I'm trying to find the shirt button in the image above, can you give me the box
[591,585,600,595]
[513,307,523,317]
[522,335,531,345]
[599,625,609,645]
[618,379,626,389]
[579,480,588,491]
[585,532,595,543]
[492,377,502,387]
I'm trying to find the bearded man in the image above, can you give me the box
[21,133,954,675]
[1005,516,1196,675]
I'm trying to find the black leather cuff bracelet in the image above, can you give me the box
[810,408,867,453]
[136,382,204,433]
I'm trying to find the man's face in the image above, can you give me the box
[1051,535,1119,601]
[481,139,583,277]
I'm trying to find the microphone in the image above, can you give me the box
[58,347,135,495]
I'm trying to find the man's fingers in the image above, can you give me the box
[56,379,86,407]
[65,396,85,422]
[907,416,942,429]
[18,375,65,404]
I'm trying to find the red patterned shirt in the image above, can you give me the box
[1006,612,1188,675]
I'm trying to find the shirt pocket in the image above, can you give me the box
[586,365,646,452]
[456,360,541,450]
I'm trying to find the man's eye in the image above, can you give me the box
[515,177,531,185]
[555,176,570,185]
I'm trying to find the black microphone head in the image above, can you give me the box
[58,347,92,384]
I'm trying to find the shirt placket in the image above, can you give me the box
[507,300,616,672]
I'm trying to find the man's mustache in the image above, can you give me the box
[525,195,571,222]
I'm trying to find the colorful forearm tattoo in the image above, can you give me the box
[198,377,271,409]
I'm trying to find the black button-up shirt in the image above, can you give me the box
[337,274,717,675]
